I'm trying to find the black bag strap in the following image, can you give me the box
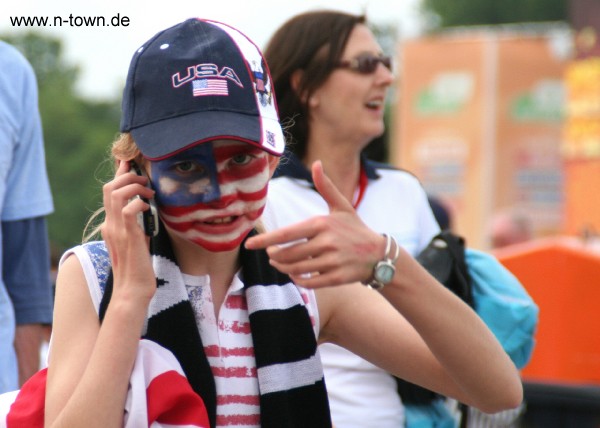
[397,230,473,426]
[433,230,473,307]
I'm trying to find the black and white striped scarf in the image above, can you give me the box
[99,226,331,428]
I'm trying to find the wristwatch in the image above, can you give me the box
[363,234,400,290]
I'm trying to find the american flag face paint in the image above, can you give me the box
[151,144,221,206]
[151,140,271,252]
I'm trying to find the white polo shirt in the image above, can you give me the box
[261,155,440,428]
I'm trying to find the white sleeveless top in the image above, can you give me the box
[60,242,320,428]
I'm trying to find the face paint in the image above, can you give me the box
[153,140,271,252]
[150,144,221,206]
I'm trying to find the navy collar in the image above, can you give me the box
[274,151,380,183]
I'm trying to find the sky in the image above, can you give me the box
[2,0,424,100]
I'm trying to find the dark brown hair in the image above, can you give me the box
[264,10,365,159]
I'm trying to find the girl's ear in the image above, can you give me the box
[267,154,280,178]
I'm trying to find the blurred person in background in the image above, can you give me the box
[489,208,533,249]
[427,195,453,231]
[0,41,54,392]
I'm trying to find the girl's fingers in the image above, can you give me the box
[245,218,320,249]
[311,160,355,214]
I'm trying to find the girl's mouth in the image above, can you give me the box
[204,215,237,225]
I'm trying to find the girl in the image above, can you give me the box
[44,17,522,428]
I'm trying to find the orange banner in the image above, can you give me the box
[393,31,566,247]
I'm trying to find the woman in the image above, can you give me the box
[44,17,521,428]
[258,10,519,427]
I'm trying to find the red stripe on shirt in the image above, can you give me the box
[225,294,248,310]
[219,320,251,334]
[216,413,261,426]
[217,394,260,405]
[204,345,254,357]
[211,366,257,378]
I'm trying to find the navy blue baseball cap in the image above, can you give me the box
[120,18,285,160]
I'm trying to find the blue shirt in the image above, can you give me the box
[0,41,54,325]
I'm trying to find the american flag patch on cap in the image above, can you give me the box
[193,79,228,96]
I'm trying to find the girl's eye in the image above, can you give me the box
[174,161,206,175]
[230,154,252,165]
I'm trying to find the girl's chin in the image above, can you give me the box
[185,230,251,252]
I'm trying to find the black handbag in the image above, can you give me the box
[415,230,472,306]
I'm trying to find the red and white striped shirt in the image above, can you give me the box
[183,272,319,428]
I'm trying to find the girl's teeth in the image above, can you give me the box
[208,216,233,224]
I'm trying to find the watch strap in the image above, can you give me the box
[363,234,400,290]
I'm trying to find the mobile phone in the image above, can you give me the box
[130,161,159,237]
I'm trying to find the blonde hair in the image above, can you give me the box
[82,133,144,242]
[112,132,143,162]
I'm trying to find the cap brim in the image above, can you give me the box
[130,110,285,160]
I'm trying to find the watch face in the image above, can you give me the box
[374,261,395,284]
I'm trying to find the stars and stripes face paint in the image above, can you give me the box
[150,140,271,252]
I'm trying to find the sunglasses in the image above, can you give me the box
[336,53,393,74]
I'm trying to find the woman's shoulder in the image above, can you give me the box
[365,162,429,204]
[368,161,422,185]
